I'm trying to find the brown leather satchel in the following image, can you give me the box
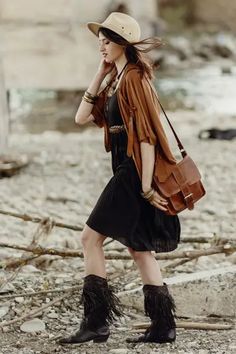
[152,98,206,215]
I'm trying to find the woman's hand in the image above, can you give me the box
[146,189,169,212]
[97,59,116,77]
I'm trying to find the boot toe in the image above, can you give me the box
[58,325,110,345]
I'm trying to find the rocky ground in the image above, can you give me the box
[0,107,236,353]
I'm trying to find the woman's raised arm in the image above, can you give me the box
[75,72,105,125]
[75,60,115,125]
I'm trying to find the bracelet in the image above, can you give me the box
[85,90,98,101]
[82,95,95,104]
[141,188,155,201]
[147,193,155,202]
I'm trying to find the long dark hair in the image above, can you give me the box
[99,27,162,80]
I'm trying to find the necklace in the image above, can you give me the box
[107,62,128,97]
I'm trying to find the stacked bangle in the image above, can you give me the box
[82,90,98,104]
[141,188,155,202]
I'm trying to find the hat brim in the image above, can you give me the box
[87,22,103,37]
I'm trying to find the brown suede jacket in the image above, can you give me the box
[91,63,177,183]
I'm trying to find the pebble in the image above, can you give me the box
[0,306,9,319]
[20,318,46,333]
[111,260,125,271]
[47,312,59,319]
[0,283,15,294]
[20,265,41,273]
[124,283,136,290]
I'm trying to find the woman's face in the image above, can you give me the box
[98,32,124,63]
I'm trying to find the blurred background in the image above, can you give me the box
[0,0,235,139]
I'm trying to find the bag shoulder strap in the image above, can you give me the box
[148,79,187,158]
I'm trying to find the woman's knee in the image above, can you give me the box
[128,247,150,263]
[80,225,106,250]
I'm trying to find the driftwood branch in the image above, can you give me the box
[0,293,68,329]
[0,242,235,261]
[131,321,233,331]
[3,255,42,270]
[0,285,81,300]
[163,257,192,270]
[180,235,231,245]
[0,209,83,231]
[0,209,234,245]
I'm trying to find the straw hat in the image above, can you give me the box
[87,12,141,43]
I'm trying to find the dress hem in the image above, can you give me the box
[85,221,179,254]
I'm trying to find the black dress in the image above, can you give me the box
[86,92,181,252]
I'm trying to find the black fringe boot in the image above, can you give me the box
[59,274,123,345]
[126,283,176,343]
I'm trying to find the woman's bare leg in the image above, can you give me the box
[128,248,163,285]
[80,224,107,278]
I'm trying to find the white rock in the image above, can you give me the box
[169,36,192,59]
[47,312,59,319]
[124,282,136,290]
[0,283,15,294]
[124,260,134,269]
[20,318,46,333]
[15,297,25,303]
[109,350,128,354]
[112,260,125,271]
[214,34,236,57]
[20,265,41,273]
[163,53,181,68]
[0,305,9,319]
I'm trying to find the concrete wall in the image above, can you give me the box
[192,0,236,32]
[0,0,158,90]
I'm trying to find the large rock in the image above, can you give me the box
[168,265,236,318]
[168,37,192,60]
[192,0,236,32]
[213,34,236,58]
[0,0,160,90]
[119,265,236,318]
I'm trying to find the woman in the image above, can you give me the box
[59,12,180,345]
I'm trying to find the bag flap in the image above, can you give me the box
[154,155,202,197]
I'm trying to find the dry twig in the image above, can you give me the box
[0,209,83,231]
[131,321,233,331]
[0,293,69,329]
[0,242,234,261]
[0,285,81,300]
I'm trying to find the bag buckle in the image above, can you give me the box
[184,192,194,210]
[184,193,193,200]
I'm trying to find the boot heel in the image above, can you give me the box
[93,334,109,343]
